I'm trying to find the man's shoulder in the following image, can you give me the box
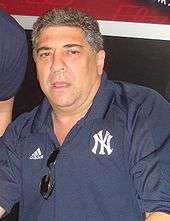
[106,79,170,119]
[13,106,39,128]
[112,80,165,105]
[3,98,49,140]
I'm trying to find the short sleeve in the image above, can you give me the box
[129,91,170,213]
[0,10,28,101]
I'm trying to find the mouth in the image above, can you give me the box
[51,82,70,89]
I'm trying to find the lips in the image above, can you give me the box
[51,81,70,89]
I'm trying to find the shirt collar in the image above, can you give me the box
[31,72,115,133]
[82,72,115,123]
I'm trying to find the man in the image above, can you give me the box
[0,8,170,221]
[0,10,28,136]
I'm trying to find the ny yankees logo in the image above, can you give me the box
[92,130,113,155]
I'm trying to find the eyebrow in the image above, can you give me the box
[63,44,84,49]
[36,47,52,54]
[36,44,84,54]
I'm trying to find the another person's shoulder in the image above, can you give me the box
[0,10,26,38]
[0,10,28,100]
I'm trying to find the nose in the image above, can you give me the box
[50,51,66,74]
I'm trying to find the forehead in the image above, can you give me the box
[37,26,89,47]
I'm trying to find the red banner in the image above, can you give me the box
[1,0,170,24]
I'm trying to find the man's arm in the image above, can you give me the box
[0,97,14,136]
[145,212,170,220]
[0,206,6,218]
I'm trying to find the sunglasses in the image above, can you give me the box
[40,149,60,199]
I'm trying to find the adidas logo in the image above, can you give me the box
[29,148,44,160]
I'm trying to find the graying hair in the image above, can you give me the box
[31,8,104,53]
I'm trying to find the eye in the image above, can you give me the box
[66,49,80,55]
[37,50,54,60]
[40,51,51,58]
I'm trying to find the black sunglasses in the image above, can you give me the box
[40,149,60,200]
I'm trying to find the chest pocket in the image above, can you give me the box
[20,133,56,193]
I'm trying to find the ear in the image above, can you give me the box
[97,50,105,76]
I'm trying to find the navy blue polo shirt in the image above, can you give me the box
[0,74,170,221]
[0,10,28,100]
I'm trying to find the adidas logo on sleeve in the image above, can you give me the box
[29,148,44,160]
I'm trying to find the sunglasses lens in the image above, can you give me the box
[47,149,60,168]
[40,149,59,199]
[40,175,55,199]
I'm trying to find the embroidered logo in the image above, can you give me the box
[29,148,44,160]
[92,130,113,155]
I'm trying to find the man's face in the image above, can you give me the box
[34,26,105,113]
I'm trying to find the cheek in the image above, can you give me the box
[36,62,49,80]
[71,66,90,85]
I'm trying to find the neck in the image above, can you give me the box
[52,108,89,145]
[51,77,101,144]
